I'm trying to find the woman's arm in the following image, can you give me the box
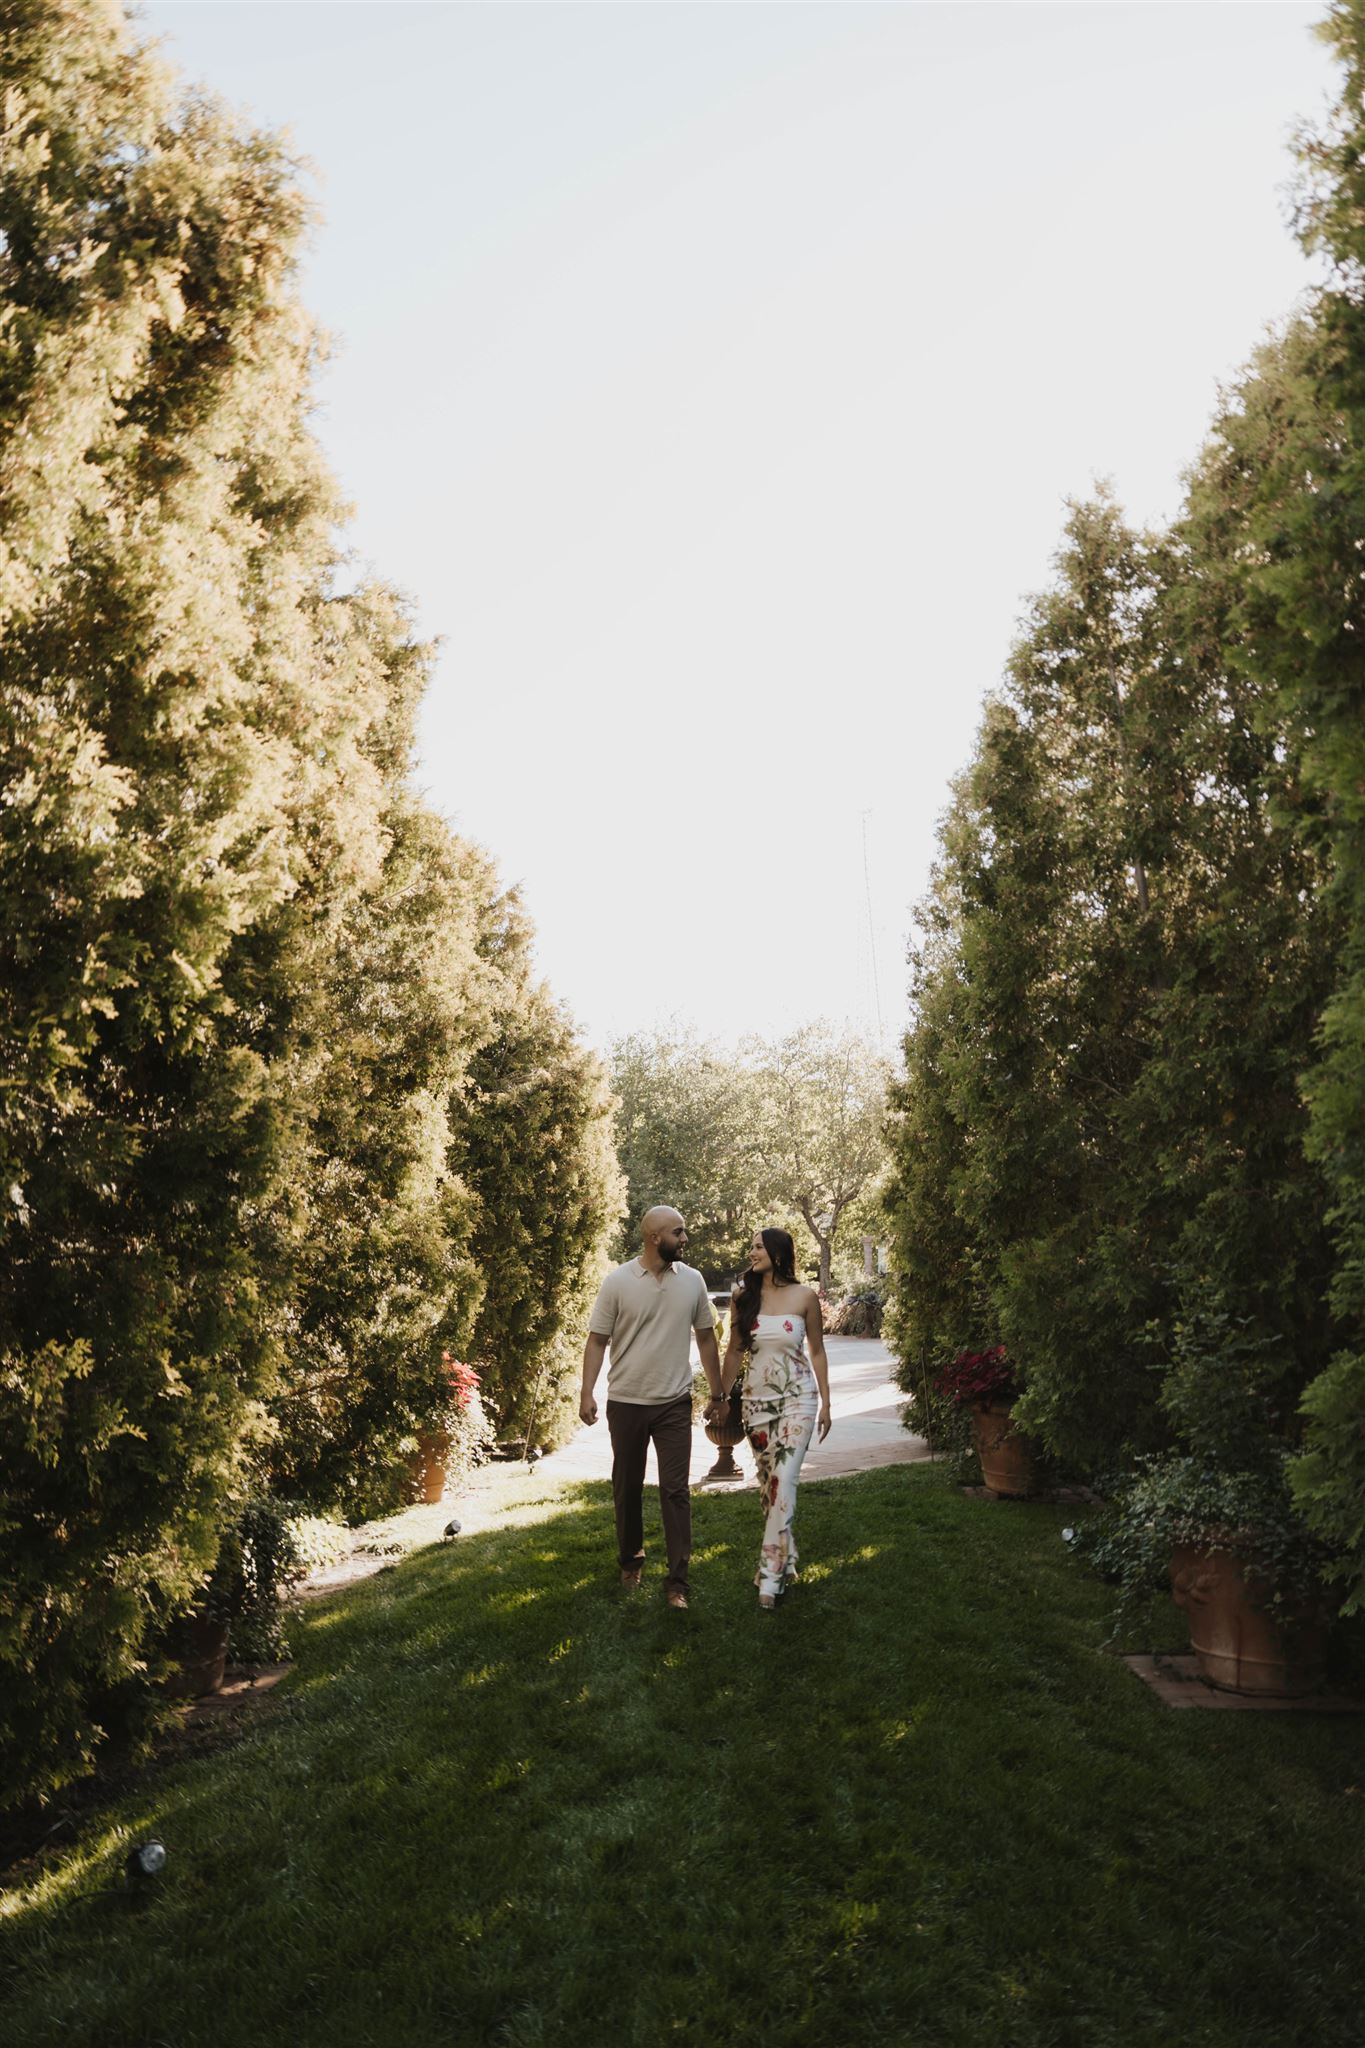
[717,1292,744,1399]
[804,1289,833,1441]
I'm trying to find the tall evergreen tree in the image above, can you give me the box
[264,595,495,1515]
[3,0,381,1800]
[457,862,622,1450]
[885,487,1337,1484]
[1173,0,1365,1608]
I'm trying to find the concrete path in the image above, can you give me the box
[300,1336,928,1596]
[545,1334,929,1492]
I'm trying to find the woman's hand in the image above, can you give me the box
[817,1403,832,1442]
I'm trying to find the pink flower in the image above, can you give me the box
[783,1319,793,1332]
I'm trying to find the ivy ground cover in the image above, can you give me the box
[2,1465,1362,2047]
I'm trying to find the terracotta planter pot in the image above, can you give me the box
[968,1399,1039,1498]
[1170,1544,1327,1697]
[408,1429,449,1505]
[165,1613,230,1699]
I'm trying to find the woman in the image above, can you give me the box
[714,1227,832,1609]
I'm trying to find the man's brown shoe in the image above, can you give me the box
[666,1590,689,1611]
[620,1565,643,1591]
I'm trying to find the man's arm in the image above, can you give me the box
[695,1325,722,1403]
[580,1331,608,1426]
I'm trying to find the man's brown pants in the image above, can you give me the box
[606,1394,693,1597]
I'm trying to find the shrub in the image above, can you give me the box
[1076,1452,1336,1639]
[826,1283,885,1337]
[200,1496,307,1667]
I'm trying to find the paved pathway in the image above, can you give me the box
[301,1336,928,1595]
[545,1334,929,1491]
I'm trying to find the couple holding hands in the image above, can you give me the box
[580,1207,832,1612]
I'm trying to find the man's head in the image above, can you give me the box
[641,1205,688,1265]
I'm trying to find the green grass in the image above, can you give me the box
[2,1465,1363,2048]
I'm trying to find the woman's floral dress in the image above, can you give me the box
[742,1313,818,1597]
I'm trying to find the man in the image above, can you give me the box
[581,1206,723,1611]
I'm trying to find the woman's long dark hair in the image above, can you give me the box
[733,1227,798,1353]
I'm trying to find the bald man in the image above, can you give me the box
[581,1207,723,1610]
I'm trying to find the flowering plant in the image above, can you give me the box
[417,1353,494,1489]
[934,1345,1016,1407]
[443,1354,481,1410]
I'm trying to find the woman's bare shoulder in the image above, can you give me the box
[795,1284,821,1313]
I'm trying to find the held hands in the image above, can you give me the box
[580,1389,598,1427]
[817,1403,832,1442]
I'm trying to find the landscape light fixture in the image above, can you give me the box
[125,1837,167,1885]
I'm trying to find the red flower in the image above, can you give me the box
[933,1344,1014,1408]
[442,1353,481,1410]
[751,1429,769,1450]
[783,1319,794,1332]
[768,1477,780,1505]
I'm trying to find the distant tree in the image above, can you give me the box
[746,1024,890,1296]
[609,1029,766,1281]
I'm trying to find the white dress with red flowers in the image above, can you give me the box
[741,1313,819,1597]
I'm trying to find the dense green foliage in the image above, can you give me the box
[264,612,493,1518]
[886,12,1365,1606]
[0,1,617,1807]
[2,1466,1363,2047]
[609,1027,764,1280]
[887,495,1337,1484]
[1218,0,1365,1610]
[0,0,364,1809]
[459,885,622,1451]
[610,1023,889,1289]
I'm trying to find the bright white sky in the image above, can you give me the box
[143,1,1334,1053]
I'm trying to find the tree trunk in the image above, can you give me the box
[818,1237,832,1295]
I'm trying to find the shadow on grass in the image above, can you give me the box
[3,1467,1364,2048]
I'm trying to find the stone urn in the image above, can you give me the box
[968,1399,1039,1498]
[704,1389,746,1482]
[1170,1544,1327,1696]
[408,1428,450,1505]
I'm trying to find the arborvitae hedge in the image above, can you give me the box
[887,480,1341,1499]
[457,861,623,1452]
[0,0,378,1808]
[0,1,619,1806]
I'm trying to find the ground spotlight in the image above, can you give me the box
[125,1837,167,1885]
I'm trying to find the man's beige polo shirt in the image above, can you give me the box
[588,1258,715,1405]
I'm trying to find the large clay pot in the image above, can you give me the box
[165,1613,230,1699]
[968,1399,1038,1498]
[703,1389,745,1481]
[1170,1544,1327,1697]
[408,1429,449,1505]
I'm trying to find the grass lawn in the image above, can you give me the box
[2,1463,1363,2048]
